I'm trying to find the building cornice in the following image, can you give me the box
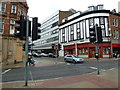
[59,10,120,26]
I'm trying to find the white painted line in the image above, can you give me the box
[89,67,98,70]
[101,69,106,71]
[2,69,11,75]
[109,68,115,70]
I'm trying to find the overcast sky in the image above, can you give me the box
[27,0,120,23]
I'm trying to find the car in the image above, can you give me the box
[64,55,84,63]
[40,53,48,57]
[48,53,56,58]
[32,52,41,57]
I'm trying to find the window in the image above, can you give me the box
[10,19,15,24]
[11,5,16,14]
[76,22,81,39]
[100,17,104,24]
[51,21,58,28]
[80,21,84,39]
[112,18,118,27]
[10,25,15,34]
[18,8,22,16]
[62,28,65,42]
[88,6,95,11]
[97,5,103,10]
[89,18,94,27]
[78,48,88,55]
[70,24,74,41]
[0,18,4,23]
[86,20,89,38]
[0,3,6,12]
[103,47,110,55]
[114,30,119,39]
[100,17,105,37]
[0,23,4,33]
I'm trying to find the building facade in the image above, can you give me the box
[0,2,28,64]
[33,10,74,54]
[59,5,120,58]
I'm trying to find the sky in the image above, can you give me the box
[27,0,120,23]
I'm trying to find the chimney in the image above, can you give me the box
[112,9,116,12]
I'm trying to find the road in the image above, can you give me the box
[2,57,118,82]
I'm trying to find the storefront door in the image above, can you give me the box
[89,47,95,58]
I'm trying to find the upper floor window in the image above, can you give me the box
[70,25,74,41]
[76,22,81,39]
[10,19,15,24]
[114,30,119,39]
[18,8,22,16]
[112,18,118,27]
[11,5,16,14]
[97,5,103,10]
[0,18,4,23]
[0,23,4,33]
[0,3,6,12]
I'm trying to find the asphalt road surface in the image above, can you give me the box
[2,58,118,82]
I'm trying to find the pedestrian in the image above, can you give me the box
[28,54,32,65]
[28,54,35,66]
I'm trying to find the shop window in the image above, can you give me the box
[78,48,88,55]
[103,47,110,55]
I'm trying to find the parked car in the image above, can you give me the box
[33,52,41,57]
[40,53,48,57]
[48,53,56,58]
[64,55,84,63]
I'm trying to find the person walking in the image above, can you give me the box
[28,54,35,66]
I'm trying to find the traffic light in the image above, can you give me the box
[52,44,54,49]
[23,43,25,51]
[97,27,103,43]
[23,44,31,51]
[28,44,31,51]
[32,17,41,41]
[14,15,25,40]
[24,20,31,37]
[58,44,61,50]
[89,26,96,43]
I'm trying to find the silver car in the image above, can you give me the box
[64,55,84,63]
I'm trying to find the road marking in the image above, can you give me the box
[89,67,98,70]
[2,69,11,75]
[109,68,115,70]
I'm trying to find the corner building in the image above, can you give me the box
[59,5,120,58]
[0,1,28,64]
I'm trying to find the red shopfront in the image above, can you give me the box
[78,42,112,58]
[64,44,76,55]
[64,42,112,58]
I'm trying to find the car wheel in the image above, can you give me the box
[73,60,76,64]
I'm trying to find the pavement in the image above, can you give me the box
[1,57,120,88]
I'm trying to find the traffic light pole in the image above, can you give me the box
[25,16,29,86]
[95,43,100,75]
[95,24,100,75]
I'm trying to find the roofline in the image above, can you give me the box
[59,10,120,26]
